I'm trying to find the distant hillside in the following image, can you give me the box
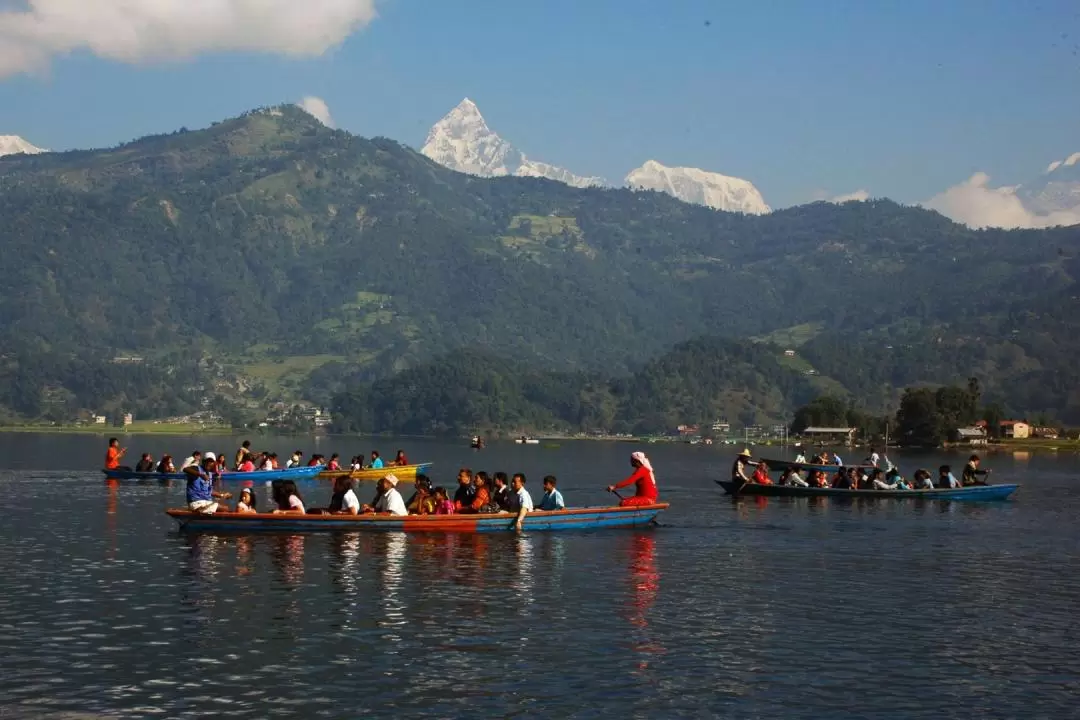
[0,106,1078,422]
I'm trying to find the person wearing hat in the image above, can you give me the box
[732,449,757,485]
[362,474,407,516]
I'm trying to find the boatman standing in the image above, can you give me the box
[731,448,757,485]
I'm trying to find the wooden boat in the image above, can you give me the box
[317,462,433,482]
[715,480,1018,501]
[760,458,876,473]
[165,503,669,533]
[103,465,325,483]
[514,438,540,445]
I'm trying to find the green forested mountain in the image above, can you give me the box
[1,106,1078,424]
[331,338,823,435]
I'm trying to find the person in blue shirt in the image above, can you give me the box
[369,451,384,469]
[538,475,565,511]
[937,465,961,489]
[184,457,230,514]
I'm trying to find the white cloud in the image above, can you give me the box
[831,189,869,203]
[0,0,378,77]
[1047,160,1063,173]
[298,96,335,128]
[1065,152,1080,168]
[922,172,1080,229]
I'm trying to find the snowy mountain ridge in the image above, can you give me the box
[0,135,45,158]
[420,99,603,188]
[624,160,771,215]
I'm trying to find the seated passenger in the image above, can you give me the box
[855,468,872,490]
[326,453,342,472]
[405,475,435,515]
[328,475,360,515]
[368,451,384,470]
[914,469,935,489]
[491,472,517,512]
[135,453,155,472]
[237,452,256,472]
[752,462,773,485]
[432,486,455,515]
[453,468,475,511]
[184,458,230,514]
[885,468,909,489]
[235,486,257,513]
[937,465,961,489]
[259,453,274,471]
[287,450,303,468]
[809,470,828,488]
[831,468,852,489]
[394,449,409,467]
[512,474,534,531]
[781,468,809,487]
[156,454,176,473]
[538,475,565,510]
[462,473,491,514]
[272,480,306,514]
[362,475,407,516]
[870,468,893,490]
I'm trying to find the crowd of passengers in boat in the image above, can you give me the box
[105,437,412,474]
[178,449,662,530]
[732,448,993,490]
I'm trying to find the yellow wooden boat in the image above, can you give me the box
[317,462,432,482]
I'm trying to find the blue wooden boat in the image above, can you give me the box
[165,503,669,533]
[104,465,325,483]
[716,480,1018,501]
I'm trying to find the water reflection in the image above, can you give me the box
[624,533,663,674]
[105,480,118,561]
[377,533,407,643]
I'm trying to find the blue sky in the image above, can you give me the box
[1,0,1078,208]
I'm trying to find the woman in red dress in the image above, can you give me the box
[607,452,659,506]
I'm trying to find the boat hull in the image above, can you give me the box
[317,462,432,482]
[166,503,669,533]
[104,465,325,483]
[716,480,1018,501]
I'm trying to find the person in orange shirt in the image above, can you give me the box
[105,438,129,470]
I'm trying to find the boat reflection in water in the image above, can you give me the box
[377,533,408,643]
[624,533,664,674]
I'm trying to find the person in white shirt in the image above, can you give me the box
[286,450,303,468]
[329,476,360,515]
[914,469,935,489]
[259,453,274,471]
[794,451,807,465]
[180,450,202,470]
[512,474,534,531]
[866,448,881,467]
[364,474,407,516]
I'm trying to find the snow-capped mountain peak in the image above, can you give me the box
[625,160,770,215]
[0,135,45,158]
[421,99,603,188]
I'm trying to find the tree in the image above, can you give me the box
[895,387,944,447]
[791,395,849,434]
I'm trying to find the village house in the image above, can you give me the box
[999,420,1030,439]
[954,427,988,445]
[802,426,857,445]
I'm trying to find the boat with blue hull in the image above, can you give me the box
[166,503,669,533]
[716,480,1018,501]
[104,465,325,483]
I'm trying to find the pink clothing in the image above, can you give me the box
[434,499,455,515]
[239,460,255,472]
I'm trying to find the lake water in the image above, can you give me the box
[1,433,1078,718]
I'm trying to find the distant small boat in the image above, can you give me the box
[514,437,540,445]
[318,462,433,483]
[715,480,1018,501]
[103,465,325,483]
[165,503,669,533]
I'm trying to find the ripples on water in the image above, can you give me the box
[1,441,1079,718]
